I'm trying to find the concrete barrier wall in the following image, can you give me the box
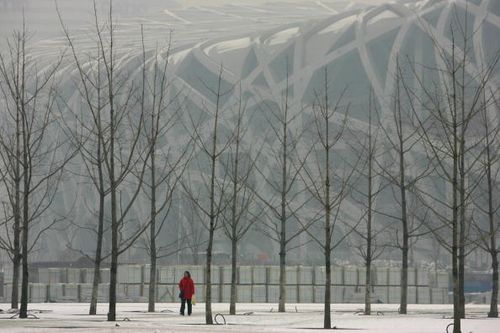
[0,265,450,304]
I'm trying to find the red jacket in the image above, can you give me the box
[179,276,195,299]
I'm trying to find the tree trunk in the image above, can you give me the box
[364,109,373,316]
[229,111,242,316]
[323,85,332,328]
[458,234,465,319]
[486,152,498,318]
[324,229,331,328]
[483,99,497,318]
[229,236,237,315]
[11,256,20,309]
[400,156,409,315]
[205,74,221,325]
[489,252,498,318]
[452,245,460,333]
[19,118,30,319]
[458,154,466,319]
[364,257,371,315]
[452,186,460,332]
[19,203,29,318]
[107,154,117,322]
[106,153,118,322]
[89,256,101,315]
[107,68,117,321]
[106,15,117,319]
[205,229,214,324]
[400,169,409,315]
[323,196,332,329]
[452,172,461,332]
[11,106,21,310]
[108,233,117,321]
[89,190,105,315]
[89,62,104,315]
[397,87,409,315]
[19,215,28,318]
[148,148,157,313]
[452,147,460,333]
[204,150,215,324]
[451,52,461,333]
[400,236,408,314]
[278,104,288,314]
[278,223,286,313]
[458,29,468,321]
[148,247,157,312]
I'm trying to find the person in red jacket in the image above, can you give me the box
[178,271,195,316]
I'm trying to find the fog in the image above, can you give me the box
[0,0,388,45]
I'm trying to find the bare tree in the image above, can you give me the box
[349,93,386,316]
[253,69,311,313]
[0,142,21,311]
[182,66,232,324]
[57,1,117,316]
[57,0,153,321]
[221,87,261,315]
[298,68,357,328]
[471,91,500,318]
[136,28,191,313]
[375,59,431,314]
[404,7,499,330]
[57,7,110,313]
[0,21,73,318]
[0,28,23,308]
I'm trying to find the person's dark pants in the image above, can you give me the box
[180,298,192,315]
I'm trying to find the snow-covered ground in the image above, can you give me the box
[0,303,498,333]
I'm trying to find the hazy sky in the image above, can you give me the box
[0,0,392,47]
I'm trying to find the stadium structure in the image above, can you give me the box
[1,0,499,267]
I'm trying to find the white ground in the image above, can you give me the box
[0,303,498,333]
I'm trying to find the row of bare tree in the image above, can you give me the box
[0,3,498,333]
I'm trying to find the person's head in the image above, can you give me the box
[184,271,191,278]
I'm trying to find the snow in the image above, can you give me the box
[0,303,498,333]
